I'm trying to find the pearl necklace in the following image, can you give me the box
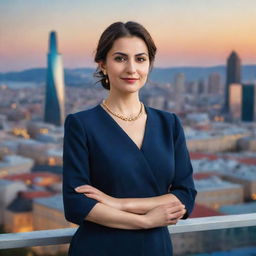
[101,99,144,121]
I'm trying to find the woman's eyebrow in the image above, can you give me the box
[112,52,148,56]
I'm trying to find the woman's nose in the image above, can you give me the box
[126,60,136,73]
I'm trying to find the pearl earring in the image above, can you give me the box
[103,70,108,84]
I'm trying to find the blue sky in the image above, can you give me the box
[1,0,256,72]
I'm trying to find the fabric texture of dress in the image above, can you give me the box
[62,103,197,256]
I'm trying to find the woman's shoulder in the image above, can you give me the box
[66,104,100,122]
[147,105,179,125]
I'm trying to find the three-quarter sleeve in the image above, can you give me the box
[62,113,99,226]
[169,113,197,219]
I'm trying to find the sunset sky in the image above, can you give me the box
[1,0,256,72]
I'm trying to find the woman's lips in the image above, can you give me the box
[121,78,139,84]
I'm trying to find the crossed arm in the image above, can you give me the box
[74,184,186,229]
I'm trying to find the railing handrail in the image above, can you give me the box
[0,213,256,249]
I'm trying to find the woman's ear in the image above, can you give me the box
[98,61,106,73]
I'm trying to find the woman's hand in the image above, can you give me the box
[75,185,122,210]
[143,201,186,229]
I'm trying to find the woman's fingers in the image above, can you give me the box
[165,201,184,208]
[84,192,100,201]
[75,185,89,192]
[168,209,186,224]
[75,185,97,194]
[169,209,184,218]
[166,204,186,224]
[75,185,107,203]
[167,204,185,213]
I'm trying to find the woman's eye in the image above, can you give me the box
[115,56,126,62]
[137,57,146,62]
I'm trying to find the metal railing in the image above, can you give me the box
[0,213,256,249]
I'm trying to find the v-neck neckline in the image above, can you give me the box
[97,103,150,152]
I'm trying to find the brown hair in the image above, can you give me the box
[93,21,157,90]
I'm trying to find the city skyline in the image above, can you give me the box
[1,0,256,72]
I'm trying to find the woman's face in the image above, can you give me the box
[100,36,151,93]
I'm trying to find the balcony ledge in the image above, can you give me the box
[0,213,256,249]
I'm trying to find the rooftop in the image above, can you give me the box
[191,157,256,181]
[0,155,33,167]
[194,176,242,191]
[34,193,63,211]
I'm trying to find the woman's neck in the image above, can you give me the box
[104,93,142,116]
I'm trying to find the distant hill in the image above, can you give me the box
[0,66,255,86]
[0,68,95,87]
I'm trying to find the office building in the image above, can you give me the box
[44,31,65,126]
[224,51,241,113]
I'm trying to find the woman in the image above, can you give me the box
[62,21,197,256]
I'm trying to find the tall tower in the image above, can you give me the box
[229,83,242,121]
[44,31,65,126]
[224,51,241,113]
[174,73,186,94]
[242,84,256,122]
[198,78,205,95]
[173,73,186,112]
[208,73,221,94]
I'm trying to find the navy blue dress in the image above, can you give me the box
[62,103,197,256]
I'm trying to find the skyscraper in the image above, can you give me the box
[208,73,221,95]
[44,31,65,126]
[229,83,256,122]
[224,51,241,113]
[174,73,186,94]
[198,78,206,95]
[229,83,242,121]
[242,84,256,122]
[174,73,186,112]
